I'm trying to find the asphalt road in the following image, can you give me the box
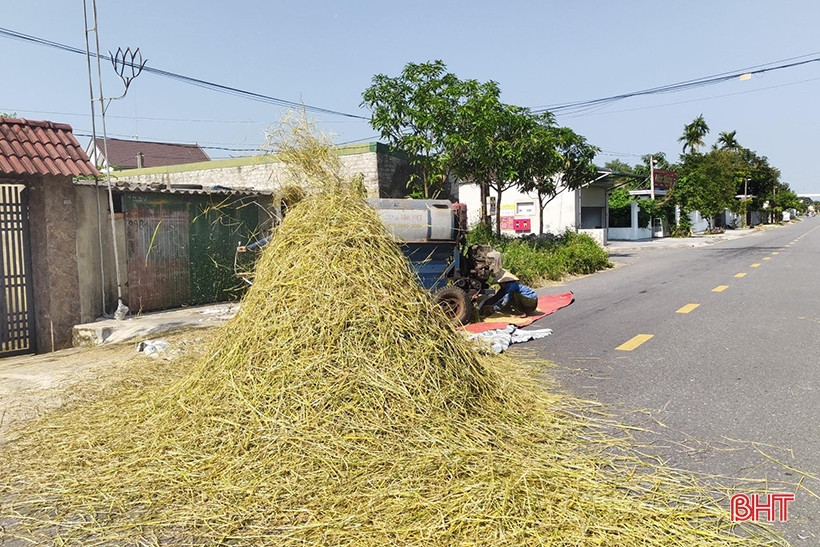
[527,219,820,543]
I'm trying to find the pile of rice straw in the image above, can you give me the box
[0,122,781,546]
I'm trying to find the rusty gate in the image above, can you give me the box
[0,184,36,356]
[124,196,191,312]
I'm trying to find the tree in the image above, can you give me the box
[362,61,473,198]
[678,114,710,155]
[717,130,740,151]
[448,78,506,225]
[481,105,539,235]
[538,127,598,232]
[673,148,743,228]
[516,117,564,234]
[603,159,634,174]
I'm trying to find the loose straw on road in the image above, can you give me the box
[0,116,781,546]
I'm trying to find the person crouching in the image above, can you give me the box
[483,270,538,318]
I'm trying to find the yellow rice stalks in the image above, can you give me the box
[0,119,783,546]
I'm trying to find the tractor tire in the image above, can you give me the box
[433,286,472,325]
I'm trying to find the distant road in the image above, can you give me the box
[528,219,820,543]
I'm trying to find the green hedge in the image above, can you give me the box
[467,225,612,285]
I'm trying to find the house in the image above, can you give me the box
[86,137,210,171]
[0,118,100,355]
[458,173,619,247]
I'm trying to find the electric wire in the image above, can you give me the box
[0,26,370,121]
[532,52,820,115]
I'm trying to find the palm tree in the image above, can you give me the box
[717,130,740,151]
[678,114,710,154]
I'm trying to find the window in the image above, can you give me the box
[516,202,535,215]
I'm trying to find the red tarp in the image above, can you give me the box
[462,292,574,333]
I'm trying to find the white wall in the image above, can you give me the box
[609,227,652,240]
[689,211,710,233]
[458,183,577,235]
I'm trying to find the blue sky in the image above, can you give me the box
[3,1,819,193]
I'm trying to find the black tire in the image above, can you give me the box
[433,286,472,325]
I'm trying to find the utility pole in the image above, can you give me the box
[649,155,655,200]
[83,0,147,320]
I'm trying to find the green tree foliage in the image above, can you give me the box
[467,104,544,235]
[603,159,634,174]
[519,124,598,234]
[678,114,710,155]
[673,149,744,227]
[362,61,477,198]
[363,61,598,233]
[717,130,740,151]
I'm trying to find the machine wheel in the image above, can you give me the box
[433,286,472,325]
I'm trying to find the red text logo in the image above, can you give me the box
[730,493,794,522]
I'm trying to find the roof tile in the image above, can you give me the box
[19,156,36,175]
[93,137,210,169]
[0,118,100,177]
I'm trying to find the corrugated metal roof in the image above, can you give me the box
[74,179,271,196]
[93,137,210,169]
[0,118,100,178]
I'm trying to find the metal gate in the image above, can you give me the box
[124,196,191,312]
[0,184,36,356]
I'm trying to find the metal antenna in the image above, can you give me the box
[106,47,148,105]
[83,0,146,320]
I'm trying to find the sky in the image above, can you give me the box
[2,0,819,193]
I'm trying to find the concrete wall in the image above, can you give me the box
[579,228,607,246]
[458,182,577,235]
[110,144,423,200]
[609,227,652,240]
[74,186,127,321]
[689,211,710,233]
[27,175,82,352]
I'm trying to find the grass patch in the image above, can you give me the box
[468,223,612,285]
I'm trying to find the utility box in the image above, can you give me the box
[513,218,531,232]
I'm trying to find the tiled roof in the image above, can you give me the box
[93,137,210,169]
[0,118,100,178]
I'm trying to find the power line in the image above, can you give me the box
[598,150,644,158]
[558,75,820,120]
[0,26,370,121]
[532,51,820,116]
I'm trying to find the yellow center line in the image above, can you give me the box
[616,334,654,351]
[734,272,747,278]
[772,252,779,255]
[751,263,761,268]
[676,303,700,314]
[712,285,729,292]
[763,257,771,261]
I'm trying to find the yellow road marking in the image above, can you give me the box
[616,334,654,351]
[772,252,779,255]
[763,257,771,261]
[676,303,700,314]
[712,285,729,292]
[751,263,761,268]
[734,272,747,278]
